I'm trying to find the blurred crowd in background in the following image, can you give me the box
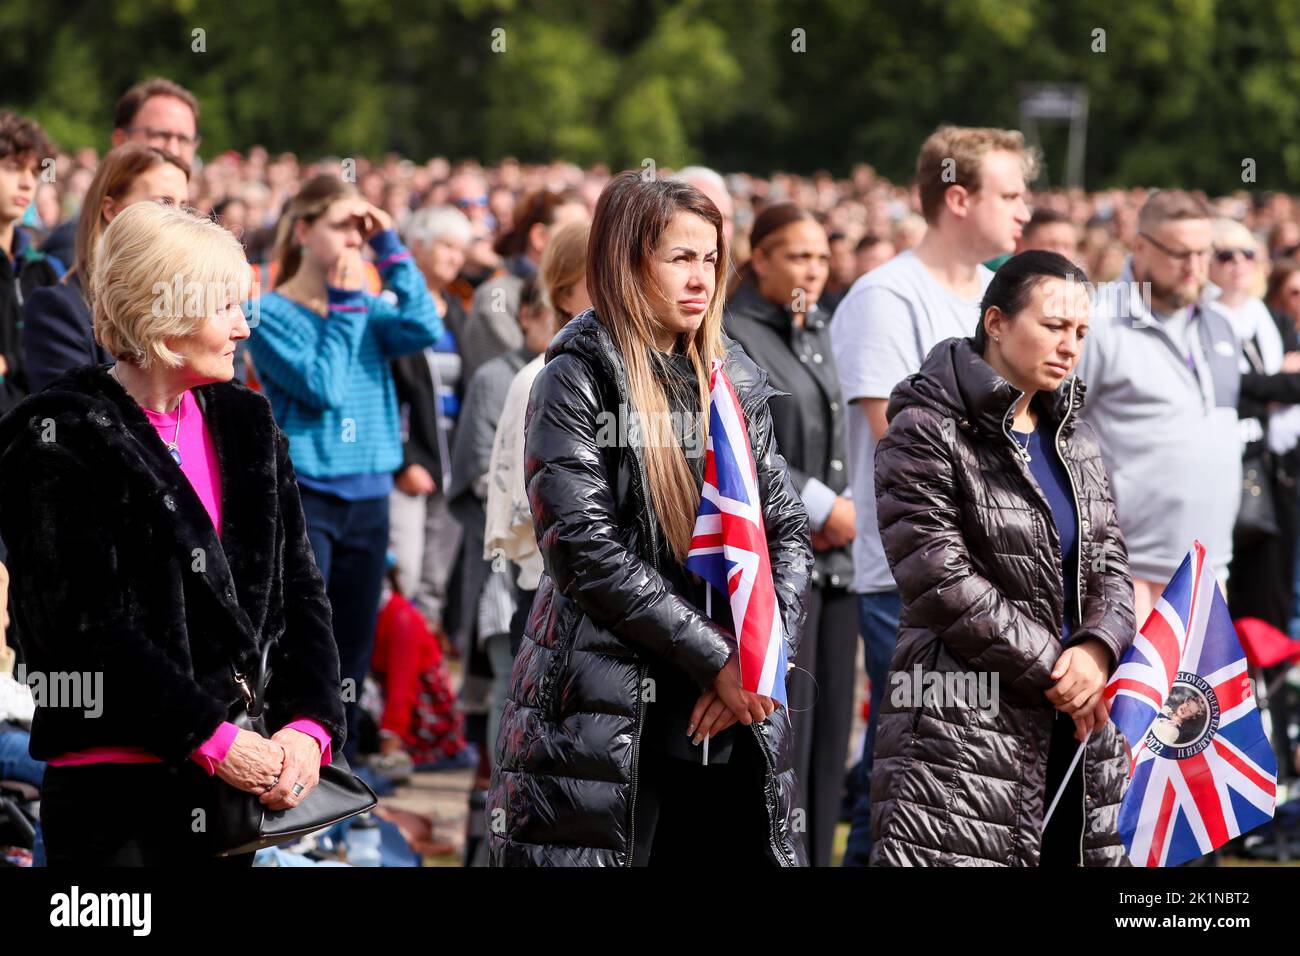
[4,76,1300,868]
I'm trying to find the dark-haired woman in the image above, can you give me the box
[487,170,813,866]
[723,201,856,867]
[249,174,442,759]
[871,251,1136,866]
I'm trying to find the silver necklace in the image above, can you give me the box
[1010,428,1032,464]
[110,365,183,465]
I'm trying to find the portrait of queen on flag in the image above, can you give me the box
[684,357,788,708]
[1105,541,1278,867]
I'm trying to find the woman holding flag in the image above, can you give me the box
[869,251,1136,866]
[486,170,813,866]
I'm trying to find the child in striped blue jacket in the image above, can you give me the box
[249,173,442,760]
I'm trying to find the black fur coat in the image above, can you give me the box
[0,363,345,762]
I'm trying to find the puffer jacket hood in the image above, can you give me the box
[888,334,1085,442]
[870,335,1136,866]
[487,309,813,866]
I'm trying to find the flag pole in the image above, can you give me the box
[703,587,712,766]
[1043,731,1090,827]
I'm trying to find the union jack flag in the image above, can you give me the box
[684,358,787,705]
[1104,541,1277,867]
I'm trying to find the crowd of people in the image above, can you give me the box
[1,75,1299,868]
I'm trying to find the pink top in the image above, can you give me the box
[142,388,223,537]
[46,388,333,773]
[46,719,333,773]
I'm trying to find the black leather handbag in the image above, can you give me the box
[208,639,377,857]
[1238,451,1279,540]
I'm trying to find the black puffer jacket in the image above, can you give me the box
[487,310,813,866]
[870,337,1136,866]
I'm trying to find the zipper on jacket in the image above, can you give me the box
[1047,379,1088,866]
[737,376,795,866]
[1053,378,1085,626]
[1002,383,1084,634]
[749,722,795,866]
[626,662,646,867]
[1078,744,1088,866]
[1000,384,1029,462]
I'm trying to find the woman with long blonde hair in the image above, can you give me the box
[486,170,812,866]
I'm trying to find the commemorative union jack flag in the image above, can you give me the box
[684,358,787,705]
[1104,541,1278,867]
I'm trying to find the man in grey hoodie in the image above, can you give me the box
[1075,190,1241,629]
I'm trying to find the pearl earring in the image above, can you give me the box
[994,336,1001,343]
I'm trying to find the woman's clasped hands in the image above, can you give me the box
[687,653,781,746]
[215,727,322,810]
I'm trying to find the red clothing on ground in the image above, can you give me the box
[371,591,466,764]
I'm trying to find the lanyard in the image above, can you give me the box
[1181,305,1199,375]
[1178,305,1218,410]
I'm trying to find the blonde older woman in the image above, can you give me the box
[0,201,344,866]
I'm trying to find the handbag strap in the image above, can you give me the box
[230,638,277,720]
[1243,335,1267,375]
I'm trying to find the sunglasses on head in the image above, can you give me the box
[1214,248,1256,263]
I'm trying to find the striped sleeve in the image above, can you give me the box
[366,229,444,359]
[248,292,369,411]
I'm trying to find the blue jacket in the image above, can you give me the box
[22,271,111,393]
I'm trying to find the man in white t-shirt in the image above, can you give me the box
[830,125,1033,865]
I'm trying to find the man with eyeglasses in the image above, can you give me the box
[1075,190,1243,630]
[40,78,199,268]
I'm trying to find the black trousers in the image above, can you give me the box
[41,763,255,867]
[1039,710,1086,867]
[787,585,859,866]
[630,730,777,867]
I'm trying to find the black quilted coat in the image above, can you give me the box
[870,336,1136,866]
[487,310,813,866]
